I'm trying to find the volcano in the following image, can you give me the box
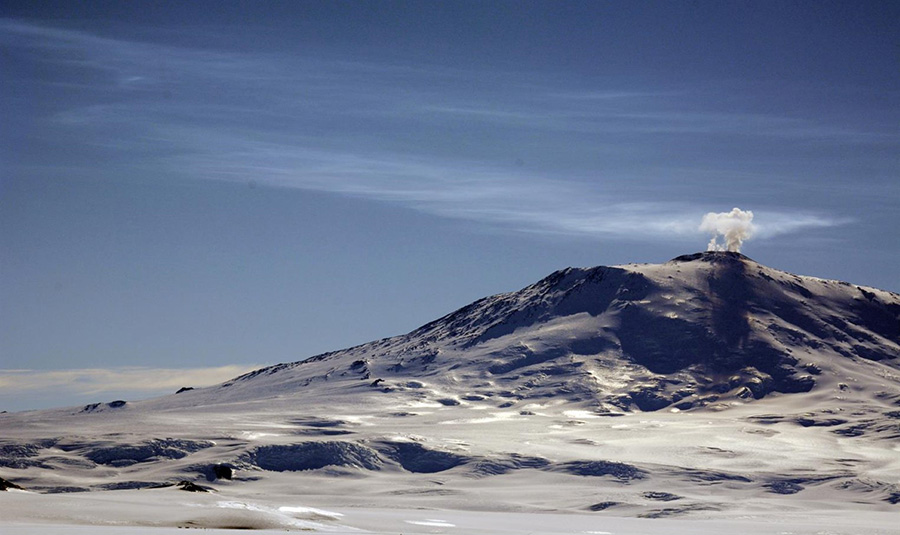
[157,250,899,412]
[2,252,899,532]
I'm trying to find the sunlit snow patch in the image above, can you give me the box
[279,505,345,518]
[406,519,456,527]
[438,411,518,425]
[239,431,282,440]
[215,501,357,531]
[563,410,604,419]
[333,414,373,426]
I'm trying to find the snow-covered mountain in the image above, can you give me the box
[2,252,899,531]
[162,250,899,412]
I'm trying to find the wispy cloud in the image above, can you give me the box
[3,19,869,244]
[168,138,847,240]
[750,212,855,239]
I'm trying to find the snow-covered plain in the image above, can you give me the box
[2,252,899,533]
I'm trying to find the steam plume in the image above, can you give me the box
[700,207,755,253]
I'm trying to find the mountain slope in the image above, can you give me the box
[165,251,899,412]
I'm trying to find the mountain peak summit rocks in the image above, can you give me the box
[670,250,752,263]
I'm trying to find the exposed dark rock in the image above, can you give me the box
[231,362,297,383]
[766,480,804,494]
[245,442,382,472]
[643,491,681,501]
[588,501,621,511]
[629,386,670,411]
[833,425,867,437]
[0,443,47,469]
[41,486,89,493]
[803,363,822,375]
[778,374,816,393]
[294,428,354,436]
[556,460,646,482]
[0,476,24,491]
[176,387,194,394]
[796,417,848,427]
[176,480,210,492]
[85,438,214,466]
[676,468,751,483]
[149,480,212,492]
[213,464,233,480]
[470,454,550,476]
[98,481,161,490]
[82,401,127,412]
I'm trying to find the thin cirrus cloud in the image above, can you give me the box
[3,19,859,243]
[172,141,847,241]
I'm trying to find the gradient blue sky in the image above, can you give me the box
[2,1,898,411]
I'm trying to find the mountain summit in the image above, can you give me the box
[180,251,899,413]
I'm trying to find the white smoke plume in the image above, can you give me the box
[699,207,755,253]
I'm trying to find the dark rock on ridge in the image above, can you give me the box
[213,464,234,480]
[0,476,24,491]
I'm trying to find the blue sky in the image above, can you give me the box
[1,1,898,411]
